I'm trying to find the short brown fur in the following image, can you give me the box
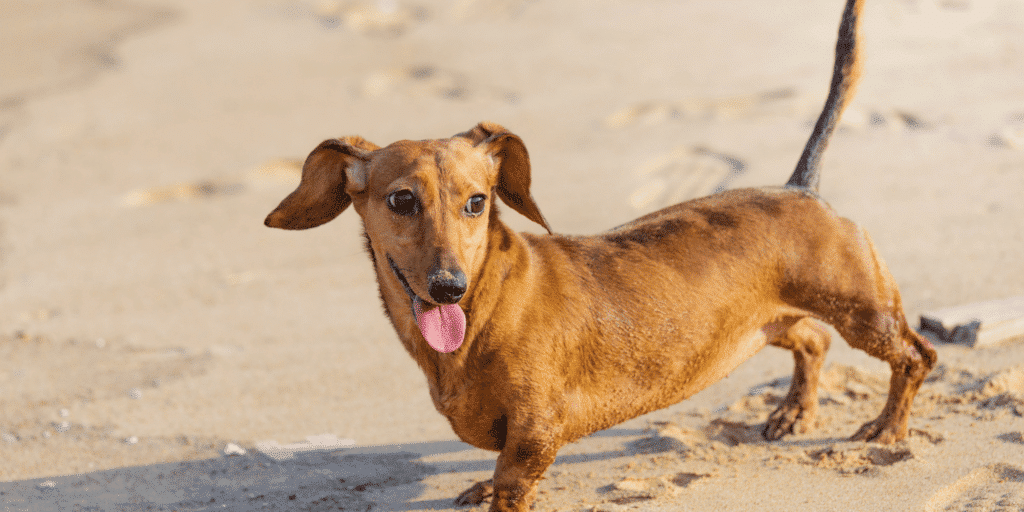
[264,0,935,509]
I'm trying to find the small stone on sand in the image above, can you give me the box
[224,443,246,456]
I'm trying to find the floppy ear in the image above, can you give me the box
[459,122,552,234]
[264,136,378,230]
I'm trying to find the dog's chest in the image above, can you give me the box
[436,388,507,451]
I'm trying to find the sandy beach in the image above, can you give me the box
[1,0,1023,510]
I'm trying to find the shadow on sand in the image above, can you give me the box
[0,428,647,511]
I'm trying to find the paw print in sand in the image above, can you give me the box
[627,146,745,212]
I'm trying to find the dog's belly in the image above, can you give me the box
[674,323,779,399]
[556,321,784,441]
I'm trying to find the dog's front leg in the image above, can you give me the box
[487,435,558,511]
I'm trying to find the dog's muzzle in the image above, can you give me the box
[387,255,467,305]
[387,254,468,353]
[426,269,467,304]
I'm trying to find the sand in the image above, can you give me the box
[1,0,1023,510]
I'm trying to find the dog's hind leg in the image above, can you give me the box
[844,317,936,444]
[819,237,938,444]
[764,317,832,440]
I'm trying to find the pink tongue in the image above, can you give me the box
[413,298,466,353]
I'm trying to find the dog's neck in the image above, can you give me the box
[463,219,537,342]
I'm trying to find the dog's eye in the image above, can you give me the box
[464,194,486,216]
[387,190,418,216]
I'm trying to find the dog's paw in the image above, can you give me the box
[454,479,494,506]
[765,405,811,442]
[850,419,906,444]
[763,402,816,441]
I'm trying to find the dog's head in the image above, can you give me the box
[265,122,550,353]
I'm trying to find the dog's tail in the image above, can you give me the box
[785,0,864,192]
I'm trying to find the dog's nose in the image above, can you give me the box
[428,269,467,304]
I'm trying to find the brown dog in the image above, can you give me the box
[265,0,936,509]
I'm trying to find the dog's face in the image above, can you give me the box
[360,139,495,309]
[265,122,550,352]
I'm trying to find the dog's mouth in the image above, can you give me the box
[387,254,418,305]
[387,255,466,353]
